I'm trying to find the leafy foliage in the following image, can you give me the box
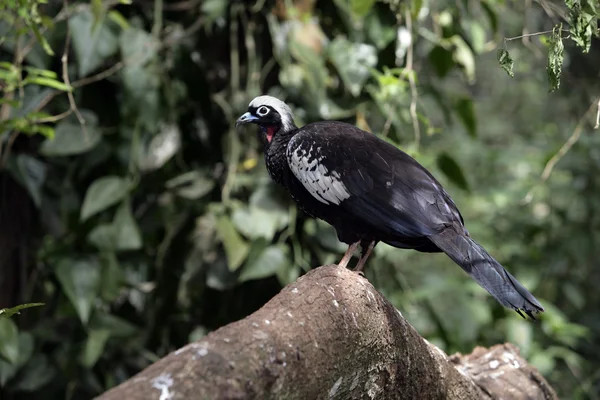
[0,0,599,399]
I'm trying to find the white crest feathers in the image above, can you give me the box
[249,95,295,131]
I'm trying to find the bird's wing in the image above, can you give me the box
[286,122,464,239]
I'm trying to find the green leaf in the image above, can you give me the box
[113,201,142,250]
[119,27,160,127]
[55,258,101,324]
[23,76,71,91]
[107,10,129,30]
[351,0,376,16]
[455,97,477,138]
[240,245,289,282]
[328,37,378,97]
[80,329,110,367]
[497,49,514,77]
[5,154,46,208]
[0,318,19,364]
[99,252,123,301]
[87,224,118,250]
[0,332,34,386]
[23,67,57,78]
[451,36,476,84]
[80,176,130,221]
[0,303,44,318]
[232,206,285,241]
[69,10,119,76]
[13,354,55,392]
[30,23,54,56]
[39,117,101,156]
[166,170,215,200]
[547,24,564,92]
[569,5,594,52]
[429,46,455,78]
[89,313,137,337]
[139,124,181,172]
[364,12,397,49]
[215,215,250,272]
[436,152,470,191]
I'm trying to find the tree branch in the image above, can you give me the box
[97,265,557,400]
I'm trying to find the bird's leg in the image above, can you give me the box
[337,241,360,269]
[354,240,377,274]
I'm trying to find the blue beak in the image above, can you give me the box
[236,112,258,127]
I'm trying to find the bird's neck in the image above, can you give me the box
[265,125,297,186]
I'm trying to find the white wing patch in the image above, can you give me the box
[287,141,351,205]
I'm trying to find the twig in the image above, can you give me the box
[61,0,86,131]
[35,109,73,123]
[404,8,420,149]
[71,61,125,89]
[0,131,20,167]
[505,28,570,42]
[522,99,598,203]
[595,98,600,129]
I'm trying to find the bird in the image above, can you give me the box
[236,95,544,319]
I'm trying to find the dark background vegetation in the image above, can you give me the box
[0,0,599,398]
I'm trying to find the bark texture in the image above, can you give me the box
[97,265,557,400]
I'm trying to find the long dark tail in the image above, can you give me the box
[429,228,544,319]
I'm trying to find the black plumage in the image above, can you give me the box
[236,95,544,319]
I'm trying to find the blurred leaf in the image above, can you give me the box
[88,224,118,250]
[329,37,377,97]
[240,245,289,282]
[139,124,181,172]
[215,215,250,271]
[80,176,130,221]
[13,354,55,392]
[365,11,397,49]
[89,312,137,337]
[429,46,455,78]
[107,10,129,30]
[202,0,227,27]
[232,206,284,241]
[0,303,44,318]
[206,257,238,290]
[563,282,585,309]
[451,36,475,84]
[113,201,142,250]
[481,0,498,33]
[40,120,101,157]
[497,48,514,77]
[0,318,19,364]
[529,350,556,376]
[6,154,46,208]
[55,258,101,324]
[119,27,160,127]
[166,171,215,200]
[547,24,564,92]
[100,252,123,301]
[80,329,110,367]
[351,0,376,16]
[470,22,486,54]
[506,318,533,356]
[0,332,34,386]
[436,153,470,191]
[69,10,119,76]
[455,97,477,138]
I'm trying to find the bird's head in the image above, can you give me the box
[236,95,296,144]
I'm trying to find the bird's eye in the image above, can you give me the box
[256,106,270,117]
